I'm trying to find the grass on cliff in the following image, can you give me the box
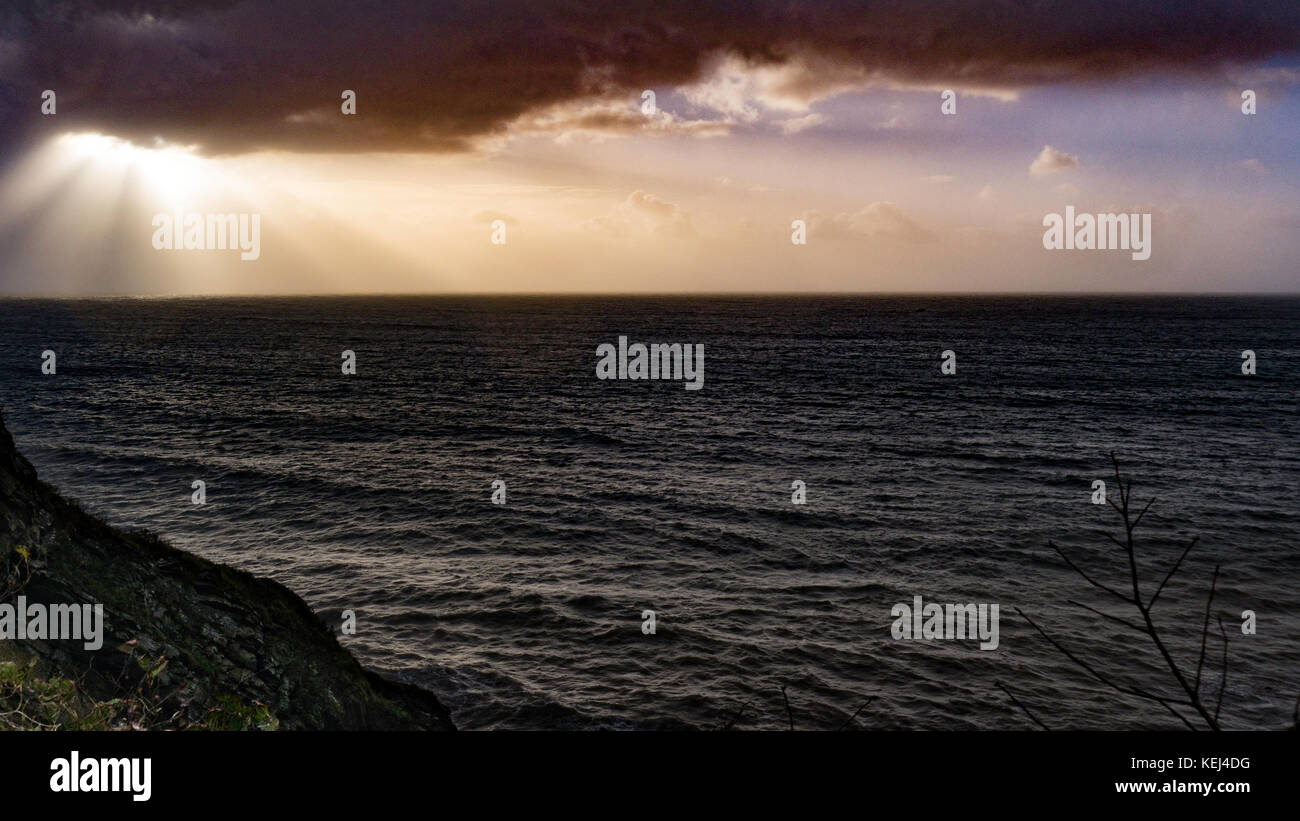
[0,657,279,731]
[2,542,278,731]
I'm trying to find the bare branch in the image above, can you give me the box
[720,698,754,731]
[1103,532,1129,552]
[1068,599,1145,633]
[996,681,1050,731]
[1131,495,1158,529]
[1147,536,1199,610]
[1015,607,1197,730]
[1019,456,1248,731]
[1106,495,1125,519]
[1052,542,1134,604]
[1194,564,1221,696]
[836,697,875,731]
[1215,615,1228,725]
[1110,452,1129,512]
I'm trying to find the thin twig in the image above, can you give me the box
[1110,452,1128,511]
[1131,495,1158,529]
[1215,615,1228,725]
[996,681,1050,730]
[836,697,875,731]
[1103,532,1130,553]
[1068,599,1146,633]
[720,698,754,731]
[1051,542,1134,604]
[1147,536,1199,609]
[780,685,794,731]
[1194,564,1221,696]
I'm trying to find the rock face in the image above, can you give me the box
[0,410,454,730]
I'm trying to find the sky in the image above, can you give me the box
[1,0,1298,295]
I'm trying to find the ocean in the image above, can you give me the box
[1,295,1296,729]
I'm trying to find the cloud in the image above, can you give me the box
[681,53,875,118]
[3,1,1299,155]
[682,51,1025,119]
[1030,145,1080,177]
[582,190,693,237]
[777,113,826,135]
[1225,66,1300,87]
[498,96,731,146]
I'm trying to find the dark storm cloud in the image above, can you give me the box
[3,0,1299,155]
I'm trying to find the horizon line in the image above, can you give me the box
[2,290,1299,300]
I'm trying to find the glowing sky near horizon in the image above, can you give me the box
[0,3,1297,294]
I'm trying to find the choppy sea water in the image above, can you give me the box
[1,296,1296,729]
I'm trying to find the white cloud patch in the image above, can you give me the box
[495,95,731,147]
[582,190,693,237]
[1030,145,1079,177]
[777,113,827,135]
[680,51,1019,126]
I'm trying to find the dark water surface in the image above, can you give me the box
[1,296,1296,729]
